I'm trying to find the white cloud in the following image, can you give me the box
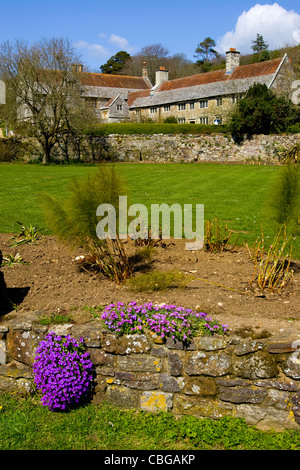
[217,3,300,53]
[108,34,137,54]
[74,40,110,58]
[108,34,129,50]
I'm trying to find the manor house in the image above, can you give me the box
[80,48,295,125]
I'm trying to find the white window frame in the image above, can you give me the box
[199,100,208,109]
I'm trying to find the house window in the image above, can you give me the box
[178,103,186,111]
[86,98,98,109]
[178,118,186,124]
[164,105,171,112]
[216,98,223,106]
[190,102,195,110]
[199,117,208,125]
[117,104,123,111]
[150,107,157,114]
[232,94,242,104]
[199,100,208,108]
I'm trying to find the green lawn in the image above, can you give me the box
[0,162,298,258]
[1,393,299,450]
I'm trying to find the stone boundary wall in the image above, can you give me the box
[1,317,300,431]
[107,133,299,163]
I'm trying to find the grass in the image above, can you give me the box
[0,393,300,450]
[0,162,298,258]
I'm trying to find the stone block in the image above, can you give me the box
[102,334,150,354]
[194,336,227,351]
[267,332,300,354]
[87,348,115,366]
[282,353,300,380]
[141,391,173,413]
[7,327,45,366]
[117,355,162,372]
[173,395,233,420]
[219,386,267,404]
[182,376,217,397]
[165,337,195,350]
[158,373,181,392]
[168,352,183,376]
[234,339,266,356]
[231,351,278,379]
[0,361,32,379]
[71,323,103,347]
[185,351,231,377]
[106,385,139,409]
[0,340,7,365]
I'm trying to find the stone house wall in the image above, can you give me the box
[0,317,300,432]
[134,95,241,125]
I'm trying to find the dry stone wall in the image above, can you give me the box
[107,133,300,163]
[0,317,300,432]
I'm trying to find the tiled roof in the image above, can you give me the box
[159,58,282,92]
[78,72,150,90]
[128,57,284,109]
[100,95,120,109]
[127,89,151,107]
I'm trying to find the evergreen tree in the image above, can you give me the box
[100,51,131,74]
[251,34,269,53]
[229,83,299,144]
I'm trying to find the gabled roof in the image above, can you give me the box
[159,58,282,92]
[100,95,120,110]
[78,72,150,90]
[128,57,285,109]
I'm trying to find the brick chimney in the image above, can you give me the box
[155,66,169,86]
[142,62,148,79]
[226,48,240,74]
[72,64,83,72]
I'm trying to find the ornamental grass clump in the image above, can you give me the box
[100,301,228,343]
[33,332,94,411]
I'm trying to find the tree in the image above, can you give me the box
[194,37,219,64]
[122,43,170,84]
[100,51,131,74]
[229,83,300,144]
[0,37,96,164]
[251,34,269,53]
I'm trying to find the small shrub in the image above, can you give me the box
[249,227,294,294]
[100,301,228,342]
[266,162,299,230]
[0,137,25,162]
[204,218,241,253]
[33,332,94,411]
[0,252,28,267]
[41,165,133,284]
[9,222,40,247]
[126,269,191,292]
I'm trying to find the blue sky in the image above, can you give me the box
[1,1,300,71]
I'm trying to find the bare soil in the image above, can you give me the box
[0,232,299,337]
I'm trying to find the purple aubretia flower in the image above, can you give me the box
[100,302,228,342]
[33,332,94,411]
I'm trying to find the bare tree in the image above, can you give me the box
[0,37,96,163]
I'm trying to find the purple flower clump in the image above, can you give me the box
[101,301,228,342]
[33,332,94,411]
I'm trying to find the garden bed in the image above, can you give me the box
[0,233,299,336]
